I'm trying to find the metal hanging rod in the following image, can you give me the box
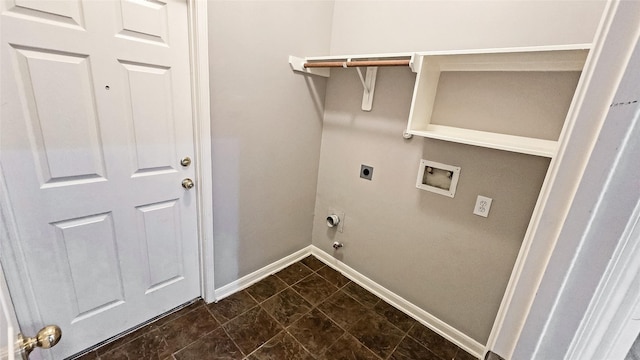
[304,59,411,68]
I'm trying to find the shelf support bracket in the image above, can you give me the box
[289,55,378,111]
[356,66,369,92]
[357,66,377,111]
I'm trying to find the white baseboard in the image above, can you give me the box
[212,244,483,358]
[310,245,485,358]
[213,246,312,301]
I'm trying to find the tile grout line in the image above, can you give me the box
[283,328,317,359]
[284,302,338,360]
[166,304,223,358]
[313,305,383,360]
[304,256,404,359]
[270,277,318,359]
[404,327,452,360]
[266,261,347,359]
[246,283,288,305]
[207,263,317,359]
[205,295,259,326]
[385,331,410,360]
[282,277,337,359]
[308,277,390,360]
[308,256,415,359]
[242,274,318,359]
[204,299,263,358]
[220,317,252,359]
[171,327,220,359]
[93,300,205,359]
[383,321,426,360]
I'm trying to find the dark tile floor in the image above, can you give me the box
[75,255,477,360]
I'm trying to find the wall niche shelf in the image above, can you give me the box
[290,44,590,157]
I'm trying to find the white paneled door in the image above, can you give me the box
[0,0,200,358]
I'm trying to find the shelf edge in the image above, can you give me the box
[408,126,558,158]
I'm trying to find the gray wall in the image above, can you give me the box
[330,1,605,54]
[312,66,550,344]
[312,0,605,344]
[208,1,333,287]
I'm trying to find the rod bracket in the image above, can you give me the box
[409,53,421,73]
[288,56,330,77]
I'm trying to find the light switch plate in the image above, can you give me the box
[473,196,492,217]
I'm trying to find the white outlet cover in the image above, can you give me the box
[473,196,493,217]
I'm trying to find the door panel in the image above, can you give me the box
[0,0,199,358]
[118,0,168,44]
[11,46,106,185]
[120,61,177,173]
[136,199,184,293]
[10,0,85,29]
[52,213,125,321]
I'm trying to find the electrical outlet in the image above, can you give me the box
[360,165,373,180]
[473,196,492,217]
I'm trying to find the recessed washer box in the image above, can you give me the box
[416,159,461,198]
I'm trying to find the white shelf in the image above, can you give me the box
[408,125,557,157]
[297,43,590,64]
[304,52,413,62]
[406,44,590,158]
[289,44,590,157]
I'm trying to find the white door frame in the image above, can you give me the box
[566,201,640,360]
[0,0,214,347]
[486,0,640,358]
[186,0,215,304]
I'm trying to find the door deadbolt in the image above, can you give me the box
[180,157,191,167]
[182,178,194,190]
[18,325,62,359]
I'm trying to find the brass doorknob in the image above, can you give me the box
[182,178,194,189]
[19,325,62,359]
